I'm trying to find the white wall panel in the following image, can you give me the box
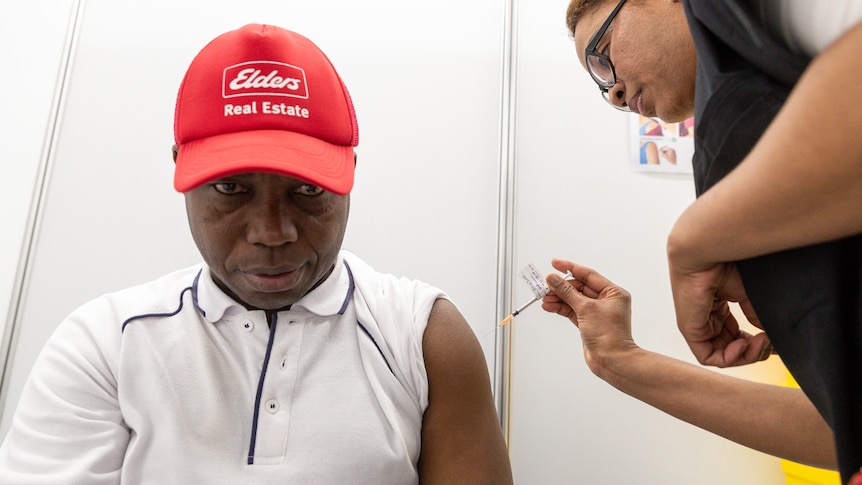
[0,0,76,383]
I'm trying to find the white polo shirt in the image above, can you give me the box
[0,250,445,484]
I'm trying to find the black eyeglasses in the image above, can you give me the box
[585,0,630,111]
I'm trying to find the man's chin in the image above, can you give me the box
[656,104,695,124]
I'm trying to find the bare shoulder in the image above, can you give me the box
[423,298,483,363]
[419,298,513,484]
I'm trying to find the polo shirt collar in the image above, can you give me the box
[194,252,352,323]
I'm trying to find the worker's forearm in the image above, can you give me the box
[596,347,837,469]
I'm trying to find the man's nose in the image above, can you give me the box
[246,199,298,247]
[608,83,628,110]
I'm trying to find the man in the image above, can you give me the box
[561,0,862,482]
[0,24,513,484]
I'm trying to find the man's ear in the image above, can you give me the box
[172,144,179,163]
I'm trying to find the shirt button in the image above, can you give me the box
[242,321,254,332]
[265,399,279,414]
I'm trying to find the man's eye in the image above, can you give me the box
[295,184,324,196]
[212,183,246,195]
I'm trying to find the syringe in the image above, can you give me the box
[497,296,541,326]
[498,270,574,327]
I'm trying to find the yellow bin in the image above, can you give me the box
[781,371,840,485]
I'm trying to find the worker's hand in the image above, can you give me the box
[542,258,636,376]
[668,258,773,367]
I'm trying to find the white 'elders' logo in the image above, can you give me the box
[222,61,309,99]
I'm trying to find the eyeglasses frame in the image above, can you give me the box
[585,0,629,96]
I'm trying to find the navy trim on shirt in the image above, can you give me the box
[356,321,394,376]
[339,261,355,315]
[121,288,190,332]
[190,269,206,318]
[120,270,205,332]
[247,312,279,465]
[342,260,394,377]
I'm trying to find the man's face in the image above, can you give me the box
[184,171,349,311]
[573,0,697,122]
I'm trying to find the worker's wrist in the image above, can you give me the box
[590,341,644,387]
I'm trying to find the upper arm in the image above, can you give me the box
[673,20,862,264]
[418,298,513,484]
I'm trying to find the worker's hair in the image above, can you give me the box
[565,0,608,38]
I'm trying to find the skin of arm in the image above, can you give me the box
[418,298,514,484]
[666,20,862,365]
[542,258,837,470]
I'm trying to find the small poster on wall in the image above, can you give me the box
[630,115,695,174]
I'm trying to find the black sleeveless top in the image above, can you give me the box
[683,1,862,481]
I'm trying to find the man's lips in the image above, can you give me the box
[628,92,643,115]
[246,266,297,276]
[242,267,301,291]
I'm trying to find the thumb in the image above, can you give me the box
[547,273,581,306]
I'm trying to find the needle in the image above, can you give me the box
[498,271,575,326]
[497,295,541,326]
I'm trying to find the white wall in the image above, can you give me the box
[0,0,76,374]
[1,0,792,483]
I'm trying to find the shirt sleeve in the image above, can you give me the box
[0,299,129,484]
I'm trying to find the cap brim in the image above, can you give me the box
[174,129,354,194]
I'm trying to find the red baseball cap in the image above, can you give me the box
[173,24,359,194]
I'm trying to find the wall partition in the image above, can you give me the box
[0,0,79,402]
[1,0,790,483]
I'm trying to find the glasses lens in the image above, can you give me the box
[586,54,614,87]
